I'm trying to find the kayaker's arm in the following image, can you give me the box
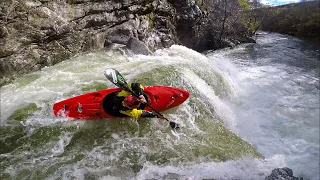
[120,109,162,119]
[117,83,144,98]
[131,83,147,103]
[141,111,158,118]
[131,83,144,96]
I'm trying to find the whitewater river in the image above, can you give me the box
[1,32,319,179]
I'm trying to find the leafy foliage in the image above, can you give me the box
[196,0,319,47]
[195,0,262,49]
[238,0,251,10]
[258,1,320,42]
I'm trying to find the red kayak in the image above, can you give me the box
[53,86,189,119]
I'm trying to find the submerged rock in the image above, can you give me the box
[126,37,150,55]
[8,103,41,121]
[265,167,304,180]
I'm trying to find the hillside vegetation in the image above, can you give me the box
[259,1,320,44]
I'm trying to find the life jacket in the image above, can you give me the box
[112,92,148,111]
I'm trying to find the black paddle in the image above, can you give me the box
[104,68,179,130]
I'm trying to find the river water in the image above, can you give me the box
[0,32,319,179]
[207,32,319,179]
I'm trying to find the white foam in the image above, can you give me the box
[181,69,238,132]
[135,155,287,180]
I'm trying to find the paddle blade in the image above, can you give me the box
[169,121,180,130]
[104,68,129,90]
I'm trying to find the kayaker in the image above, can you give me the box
[113,82,166,119]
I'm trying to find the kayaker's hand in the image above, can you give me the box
[138,95,147,104]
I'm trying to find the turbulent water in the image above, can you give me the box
[1,32,319,180]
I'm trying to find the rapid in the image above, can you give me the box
[0,32,319,179]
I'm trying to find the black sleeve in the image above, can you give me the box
[140,110,158,118]
[131,83,143,96]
